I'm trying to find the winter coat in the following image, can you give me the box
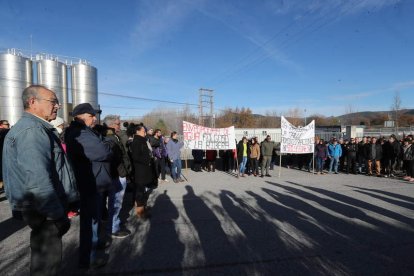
[261,140,277,156]
[105,129,132,178]
[130,135,157,186]
[315,143,328,159]
[357,142,368,159]
[151,137,168,159]
[367,143,383,161]
[402,144,414,161]
[192,149,205,162]
[166,139,184,161]
[346,143,358,157]
[206,150,217,161]
[328,143,342,158]
[250,143,261,159]
[65,120,113,195]
[382,140,400,160]
[237,140,250,162]
[0,128,9,181]
[3,112,78,220]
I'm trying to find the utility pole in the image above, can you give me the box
[304,108,307,126]
[198,88,214,127]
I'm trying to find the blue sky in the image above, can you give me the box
[1,0,413,118]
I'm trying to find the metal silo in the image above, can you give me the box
[71,62,98,110]
[37,56,69,122]
[0,49,33,125]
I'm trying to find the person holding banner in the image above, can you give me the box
[237,137,249,177]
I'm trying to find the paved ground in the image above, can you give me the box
[1,168,414,275]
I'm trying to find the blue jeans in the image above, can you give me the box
[171,159,182,180]
[79,192,103,267]
[329,157,339,173]
[239,156,248,174]
[316,157,325,172]
[107,177,127,234]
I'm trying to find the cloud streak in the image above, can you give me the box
[331,79,414,101]
[130,0,204,53]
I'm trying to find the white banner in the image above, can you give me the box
[183,121,236,150]
[280,116,315,154]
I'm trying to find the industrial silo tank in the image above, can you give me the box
[37,57,69,122]
[71,63,98,110]
[0,50,33,125]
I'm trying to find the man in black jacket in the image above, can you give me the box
[65,103,113,269]
[0,120,10,193]
[383,135,400,177]
[367,137,382,177]
[103,115,132,239]
[346,138,358,174]
[357,136,368,174]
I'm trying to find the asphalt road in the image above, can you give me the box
[1,168,414,275]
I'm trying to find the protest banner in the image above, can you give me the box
[280,116,315,154]
[182,121,236,150]
[279,116,315,177]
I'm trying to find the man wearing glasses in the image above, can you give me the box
[2,85,78,275]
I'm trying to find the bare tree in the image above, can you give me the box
[391,91,402,132]
[285,108,303,126]
[344,104,359,125]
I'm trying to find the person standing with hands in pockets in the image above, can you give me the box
[166,131,184,183]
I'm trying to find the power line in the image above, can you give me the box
[99,92,199,106]
[0,75,200,107]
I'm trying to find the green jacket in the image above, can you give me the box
[261,140,277,156]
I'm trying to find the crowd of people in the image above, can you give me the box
[1,85,413,275]
[191,134,414,182]
[0,85,184,274]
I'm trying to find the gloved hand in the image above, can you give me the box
[54,216,71,236]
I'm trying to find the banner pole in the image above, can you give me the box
[234,147,239,178]
[312,151,315,175]
[278,154,282,178]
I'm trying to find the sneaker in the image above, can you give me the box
[112,230,131,239]
[260,175,264,178]
[173,179,179,183]
[409,178,414,182]
[162,178,169,182]
[67,211,79,219]
[265,174,271,177]
[178,178,185,182]
[96,238,112,250]
[90,256,108,270]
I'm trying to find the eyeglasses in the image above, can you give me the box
[37,98,60,106]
